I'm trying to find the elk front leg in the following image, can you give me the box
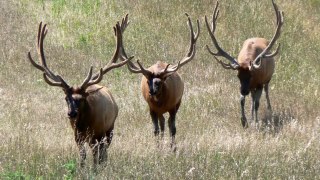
[150,110,159,137]
[159,114,165,138]
[264,83,272,111]
[91,139,107,171]
[251,88,263,126]
[168,111,177,150]
[240,95,248,128]
[168,101,180,150]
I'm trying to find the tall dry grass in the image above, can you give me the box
[0,0,320,179]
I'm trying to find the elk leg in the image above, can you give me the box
[264,83,272,111]
[98,128,114,164]
[98,141,107,164]
[240,95,248,128]
[150,110,159,136]
[168,101,181,151]
[91,139,107,169]
[168,112,176,149]
[159,114,165,138]
[106,128,114,148]
[252,87,263,125]
[250,92,255,122]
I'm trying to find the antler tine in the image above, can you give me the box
[42,73,69,87]
[100,55,134,76]
[81,68,104,89]
[160,61,182,76]
[213,56,237,70]
[28,22,70,89]
[252,0,284,67]
[185,13,200,57]
[121,14,130,32]
[126,59,144,73]
[38,23,57,79]
[80,66,94,89]
[110,22,122,64]
[211,1,220,33]
[205,1,239,69]
[114,14,143,74]
[136,60,153,77]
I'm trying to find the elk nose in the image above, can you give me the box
[149,90,157,96]
[241,89,250,96]
[68,110,77,118]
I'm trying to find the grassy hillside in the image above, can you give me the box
[0,0,320,179]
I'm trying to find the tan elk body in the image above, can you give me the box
[205,0,283,128]
[140,61,184,114]
[27,21,132,167]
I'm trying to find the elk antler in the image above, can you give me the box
[28,22,70,89]
[251,0,284,69]
[165,13,199,73]
[205,1,240,70]
[116,14,144,73]
[28,22,132,90]
[82,22,134,89]
[120,13,199,76]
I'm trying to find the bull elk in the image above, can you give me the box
[27,21,132,167]
[205,0,284,128]
[118,14,199,148]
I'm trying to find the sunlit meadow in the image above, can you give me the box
[0,0,320,179]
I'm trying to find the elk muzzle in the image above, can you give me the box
[148,78,162,96]
[65,94,80,118]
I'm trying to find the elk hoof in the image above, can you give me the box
[241,117,248,128]
[171,143,177,153]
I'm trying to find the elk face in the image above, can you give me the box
[145,73,172,97]
[64,88,88,119]
[237,68,252,96]
[148,76,163,96]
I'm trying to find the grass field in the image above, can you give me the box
[0,0,320,179]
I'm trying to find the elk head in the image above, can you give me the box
[205,0,283,96]
[28,22,132,119]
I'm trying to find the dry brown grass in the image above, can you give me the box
[1,0,320,179]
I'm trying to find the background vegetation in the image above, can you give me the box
[0,0,319,179]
